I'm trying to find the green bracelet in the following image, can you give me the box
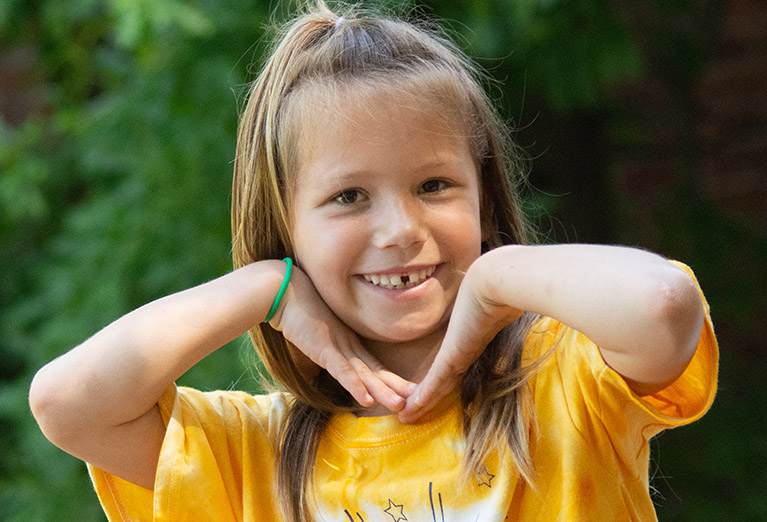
[264,257,293,323]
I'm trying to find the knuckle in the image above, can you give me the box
[354,361,372,376]
[314,346,337,370]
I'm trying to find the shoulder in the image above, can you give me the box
[159,385,293,441]
[169,386,292,413]
[89,387,292,520]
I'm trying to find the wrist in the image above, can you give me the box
[262,262,304,330]
[467,246,525,322]
[231,260,293,325]
[264,258,293,323]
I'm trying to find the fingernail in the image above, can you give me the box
[414,390,423,406]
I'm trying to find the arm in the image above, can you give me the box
[400,244,705,422]
[30,261,411,489]
[29,261,288,489]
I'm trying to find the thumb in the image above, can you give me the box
[397,328,472,424]
[398,297,521,424]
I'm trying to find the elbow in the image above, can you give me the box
[603,263,707,395]
[29,365,79,451]
[647,265,705,371]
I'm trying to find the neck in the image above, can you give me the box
[364,326,445,382]
[356,326,446,417]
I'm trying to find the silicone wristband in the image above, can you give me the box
[264,257,293,323]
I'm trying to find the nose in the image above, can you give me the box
[371,196,427,250]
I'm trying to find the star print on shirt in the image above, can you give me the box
[384,499,407,521]
[477,466,495,488]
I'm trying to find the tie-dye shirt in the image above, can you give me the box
[89,263,717,521]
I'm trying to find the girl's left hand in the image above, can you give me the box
[397,255,522,423]
[399,243,705,423]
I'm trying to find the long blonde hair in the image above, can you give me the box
[231,2,537,520]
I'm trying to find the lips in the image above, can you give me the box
[362,266,437,290]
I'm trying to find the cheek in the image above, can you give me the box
[435,205,483,258]
[293,218,366,283]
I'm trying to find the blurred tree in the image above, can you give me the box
[1,0,271,518]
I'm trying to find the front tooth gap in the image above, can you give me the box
[369,268,436,288]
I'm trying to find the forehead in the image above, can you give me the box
[320,89,456,136]
[300,81,471,154]
[285,72,470,144]
[301,89,472,177]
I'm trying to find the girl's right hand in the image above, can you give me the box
[267,266,416,412]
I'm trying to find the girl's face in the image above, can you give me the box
[290,92,483,344]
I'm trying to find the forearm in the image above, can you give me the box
[475,244,704,391]
[30,260,286,436]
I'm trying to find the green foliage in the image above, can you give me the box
[1,0,271,518]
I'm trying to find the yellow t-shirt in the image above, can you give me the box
[89,263,718,521]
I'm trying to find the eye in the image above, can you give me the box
[419,179,447,194]
[334,189,361,204]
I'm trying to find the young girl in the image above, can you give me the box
[30,2,718,521]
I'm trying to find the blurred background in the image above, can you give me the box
[1,0,764,520]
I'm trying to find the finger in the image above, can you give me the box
[414,354,462,405]
[351,361,409,412]
[346,345,416,397]
[316,347,375,407]
[398,366,459,423]
[374,370,417,399]
[343,343,417,411]
[320,343,412,410]
[344,341,417,409]
[397,316,486,422]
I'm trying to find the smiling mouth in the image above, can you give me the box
[362,266,437,290]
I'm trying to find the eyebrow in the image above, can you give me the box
[323,158,459,180]
[414,159,455,172]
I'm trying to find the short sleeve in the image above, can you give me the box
[639,261,718,425]
[588,261,718,437]
[525,260,718,459]
[88,385,289,521]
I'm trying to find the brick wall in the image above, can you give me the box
[697,0,767,222]
[610,0,767,239]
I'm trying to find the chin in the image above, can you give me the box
[358,319,445,344]
[365,331,426,344]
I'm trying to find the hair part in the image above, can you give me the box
[231,2,538,520]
